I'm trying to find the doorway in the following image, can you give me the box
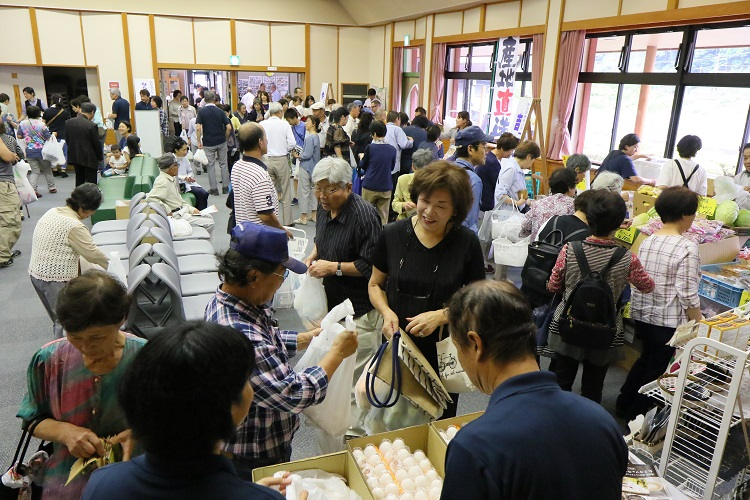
[159,69,231,107]
[42,66,87,110]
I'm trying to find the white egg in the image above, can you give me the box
[379,474,392,487]
[430,479,443,490]
[384,450,394,462]
[428,487,442,500]
[372,487,385,500]
[368,477,380,489]
[446,426,458,439]
[425,469,439,481]
[369,454,383,466]
[396,449,410,460]
[401,478,416,492]
[419,459,432,473]
[360,466,372,477]
[390,459,402,471]
[414,475,430,490]
[377,464,389,474]
[353,449,365,460]
[364,445,377,457]
[413,450,426,462]
[414,491,428,500]
[357,457,366,467]
[395,469,409,481]
[379,440,393,453]
[408,465,422,478]
[386,495,399,500]
[384,483,400,496]
[392,438,406,451]
[402,456,416,468]
[401,494,415,500]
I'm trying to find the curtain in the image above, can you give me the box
[547,30,586,160]
[532,34,544,99]
[392,47,404,112]
[429,43,447,123]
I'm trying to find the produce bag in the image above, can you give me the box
[42,136,65,166]
[12,161,36,205]
[106,251,127,286]
[276,469,361,500]
[435,328,475,393]
[478,201,504,247]
[179,129,188,142]
[293,275,328,329]
[193,148,209,165]
[491,203,524,242]
[493,236,530,267]
[295,299,357,438]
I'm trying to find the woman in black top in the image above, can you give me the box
[248,99,264,123]
[350,111,374,161]
[43,94,71,177]
[369,161,485,418]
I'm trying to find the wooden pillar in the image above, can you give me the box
[634,45,657,137]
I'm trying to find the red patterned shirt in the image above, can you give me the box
[520,193,575,240]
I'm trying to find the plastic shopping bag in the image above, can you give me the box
[179,129,188,142]
[168,217,193,238]
[436,328,475,393]
[293,275,328,329]
[295,299,357,438]
[492,236,530,267]
[106,251,127,286]
[42,136,66,166]
[276,469,361,500]
[193,148,209,165]
[478,201,504,246]
[272,271,301,309]
[491,203,524,242]
[12,161,36,205]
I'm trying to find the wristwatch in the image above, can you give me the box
[336,262,343,276]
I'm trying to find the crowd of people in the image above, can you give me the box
[3,80,747,500]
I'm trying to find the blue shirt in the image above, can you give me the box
[385,122,413,175]
[441,371,627,500]
[299,132,320,175]
[135,101,152,111]
[360,142,397,192]
[196,104,231,147]
[400,125,427,174]
[599,150,637,179]
[453,158,482,233]
[292,122,306,148]
[83,454,285,500]
[476,152,502,211]
[111,97,130,128]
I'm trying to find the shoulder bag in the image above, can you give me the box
[0,417,53,500]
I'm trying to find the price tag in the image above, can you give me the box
[741,291,750,306]
[697,196,717,218]
[615,226,638,245]
[622,302,631,319]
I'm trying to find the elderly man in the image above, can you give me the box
[303,157,383,438]
[441,281,627,500]
[107,88,130,143]
[344,100,361,138]
[260,102,297,226]
[196,90,232,196]
[146,154,214,234]
[310,101,328,151]
[453,126,494,233]
[66,102,103,186]
[270,84,282,103]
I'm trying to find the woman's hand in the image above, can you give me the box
[63,424,105,459]
[297,328,323,350]
[405,309,446,338]
[110,429,134,461]
[403,201,416,211]
[381,309,400,340]
[256,472,292,494]
[308,260,336,279]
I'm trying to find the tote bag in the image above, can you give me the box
[436,327,475,393]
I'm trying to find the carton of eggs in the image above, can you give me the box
[438,425,463,444]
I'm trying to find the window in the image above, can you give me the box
[573,23,750,175]
[443,39,533,132]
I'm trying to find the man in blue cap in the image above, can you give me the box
[205,222,358,478]
[453,126,495,233]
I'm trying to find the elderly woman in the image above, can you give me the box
[295,115,321,225]
[248,99,265,123]
[172,138,209,211]
[591,170,625,194]
[83,321,291,499]
[18,105,55,197]
[18,271,146,500]
[29,184,110,338]
[565,153,591,185]
[178,96,197,138]
[369,161,485,418]
[519,167,577,241]
[304,157,383,437]
[441,280,627,499]
[206,222,357,476]
[392,147,432,220]
[494,140,540,212]
[656,135,707,195]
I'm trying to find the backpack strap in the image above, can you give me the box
[674,159,699,188]
[563,227,590,244]
[569,241,591,277]
[600,246,629,279]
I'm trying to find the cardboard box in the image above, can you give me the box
[633,192,657,216]
[252,452,373,499]
[430,412,484,445]
[115,199,131,220]
[347,424,448,477]
[630,234,740,265]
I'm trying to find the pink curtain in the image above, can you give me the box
[391,47,404,112]
[532,34,544,99]
[547,30,586,160]
[429,43,447,123]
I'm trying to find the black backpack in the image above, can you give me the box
[558,242,628,350]
[521,217,590,298]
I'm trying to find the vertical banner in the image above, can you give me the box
[487,36,522,137]
[134,78,156,98]
[512,96,533,138]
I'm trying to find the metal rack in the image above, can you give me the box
[638,337,750,499]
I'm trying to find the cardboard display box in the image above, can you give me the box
[252,451,374,500]
[633,192,657,216]
[630,234,740,265]
[115,199,131,220]
[430,412,484,446]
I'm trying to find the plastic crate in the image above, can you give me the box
[698,263,746,308]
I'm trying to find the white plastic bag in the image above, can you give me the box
[179,129,188,142]
[493,236,530,267]
[436,329,475,393]
[491,207,524,242]
[478,201,504,246]
[279,469,361,500]
[273,271,301,309]
[294,275,328,329]
[107,251,127,285]
[169,217,193,238]
[193,148,209,165]
[42,136,65,166]
[295,299,357,438]
[13,161,36,205]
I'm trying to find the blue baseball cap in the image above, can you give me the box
[229,223,307,274]
[351,100,363,107]
[455,126,496,148]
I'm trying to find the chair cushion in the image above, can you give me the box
[179,273,221,296]
[172,240,215,257]
[92,231,127,246]
[182,294,215,320]
[176,254,218,274]
[91,219,129,234]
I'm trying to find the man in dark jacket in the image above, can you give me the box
[399,112,427,175]
[66,102,103,186]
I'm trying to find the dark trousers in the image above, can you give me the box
[73,165,97,186]
[231,448,292,481]
[190,186,209,211]
[173,121,182,137]
[617,321,676,421]
[554,354,610,404]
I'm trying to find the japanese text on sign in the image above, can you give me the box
[697,196,718,218]
[488,37,522,137]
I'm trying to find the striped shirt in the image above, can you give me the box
[231,155,279,225]
[205,287,328,459]
[314,193,382,317]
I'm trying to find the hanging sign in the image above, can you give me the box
[487,36,522,137]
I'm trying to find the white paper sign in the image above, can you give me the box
[134,78,157,98]
[319,83,328,103]
[512,96,533,138]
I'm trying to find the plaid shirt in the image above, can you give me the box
[205,287,328,459]
[631,234,701,327]
[158,108,168,137]
[520,193,575,240]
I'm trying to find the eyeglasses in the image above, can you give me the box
[272,269,289,281]
[314,186,342,197]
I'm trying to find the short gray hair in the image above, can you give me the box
[412,149,433,170]
[566,153,591,173]
[312,157,352,186]
[110,88,122,97]
[591,171,624,193]
[203,90,216,103]
[268,102,283,115]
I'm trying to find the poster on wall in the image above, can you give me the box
[487,37,523,137]
[512,97,533,138]
[134,78,156,98]
[320,83,329,103]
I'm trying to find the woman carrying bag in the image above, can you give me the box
[368,161,485,419]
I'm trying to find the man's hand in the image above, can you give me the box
[291,150,300,159]
[185,176,195,183]
[297,328,323,350]
[192,208,201,215]
[332,329,358,359]
[286,229,294,240]
[110,429,134,461]
[308,259,336,278]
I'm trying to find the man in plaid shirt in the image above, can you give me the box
[206,222,358,479]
